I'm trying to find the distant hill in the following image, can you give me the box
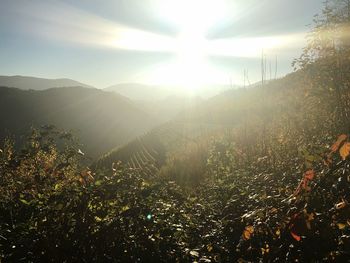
[105,83,184,101]
[105,83,234,121]
[135,95,203,121]
[0,86,159,158]
[0,75,94,90]
[105,83,234,101]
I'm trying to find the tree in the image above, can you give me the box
[292,0,350,133]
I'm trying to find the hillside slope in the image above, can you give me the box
[105,83,183,101]
[105,83,234,101]
[0,75,94,90]
[94,72,298,171]
[0,86,158,158]
[106,83,236,121]
[94,68,336,176]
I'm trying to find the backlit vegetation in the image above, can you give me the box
[1,0,350,261]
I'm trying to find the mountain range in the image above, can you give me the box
[0,75,93,90]
[0,86,159,158]
[0,75,244,159]
[105,83,235,101]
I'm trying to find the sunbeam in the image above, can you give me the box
[6,0,327,88]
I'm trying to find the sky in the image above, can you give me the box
[0,0,324,89]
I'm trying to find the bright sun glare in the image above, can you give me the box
[20,0,305,89]
[147,0,228,91]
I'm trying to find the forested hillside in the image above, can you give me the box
[1,0,350,262]
[0,86,158,158]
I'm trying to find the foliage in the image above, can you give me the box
[292,0,350,131]
[293,0,350,68]
[0,127,218,262]
[1,1,350,262]
[160,140,209,186]
[1,117,350,262]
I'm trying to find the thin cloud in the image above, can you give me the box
[6,0,309,59]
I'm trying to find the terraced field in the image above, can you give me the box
[93,132,165,176]
[94,121,232,174]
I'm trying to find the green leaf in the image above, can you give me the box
[20,199,30,205]
[121,205,130,212]
[94,180,103,186]
[56,203,64,210]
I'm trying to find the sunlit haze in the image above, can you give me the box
[0,0,323,90]
[1,1,350,261]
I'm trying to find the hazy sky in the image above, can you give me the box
[0,0,324,89]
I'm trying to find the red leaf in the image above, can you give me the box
[290,230,301,241]
[304,169,315,180]
[330,134,347,153]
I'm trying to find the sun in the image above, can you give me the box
[144,34,226,93]
[173,32,209,89]
[143,33,227,92]
[146,0,228,91]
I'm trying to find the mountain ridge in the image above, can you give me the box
[0,75,94,90]
[0,86,159,158]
